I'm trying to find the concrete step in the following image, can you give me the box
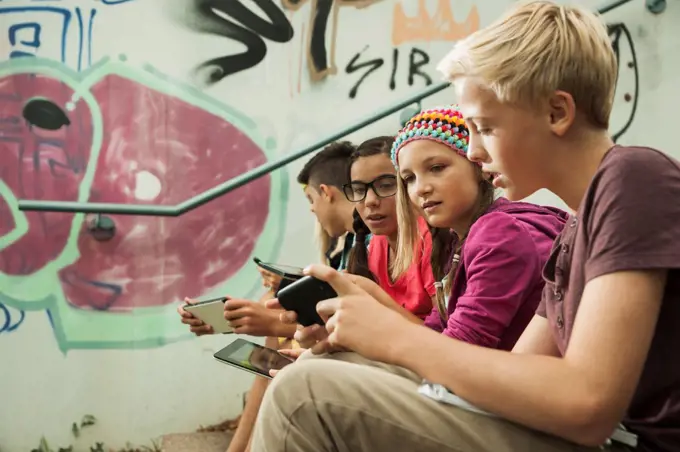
[160,431,233,452]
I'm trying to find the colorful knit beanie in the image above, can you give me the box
[390,105,475,169]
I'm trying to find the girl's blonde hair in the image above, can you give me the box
[393,181,425,277]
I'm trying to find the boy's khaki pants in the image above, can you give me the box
[251,351,630,452]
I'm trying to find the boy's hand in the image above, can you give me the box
[224,298,284,337]
[309,264,412,362]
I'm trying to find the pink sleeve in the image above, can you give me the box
[423,306,445,332]
[442,213,541,348]
[419,226,437,297]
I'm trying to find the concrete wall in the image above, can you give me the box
[0,0,677,450]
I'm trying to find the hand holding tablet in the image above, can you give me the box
[182,296,233,334]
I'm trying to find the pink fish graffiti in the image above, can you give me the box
[0,70,271,312]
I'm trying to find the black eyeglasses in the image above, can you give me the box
[343,175,398,202]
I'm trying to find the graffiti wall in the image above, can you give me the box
[0,0,675,450]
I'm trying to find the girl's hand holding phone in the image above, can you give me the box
[257,267,282,292]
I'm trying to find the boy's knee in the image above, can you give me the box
[298,349,365,364]
[266,359,338,411]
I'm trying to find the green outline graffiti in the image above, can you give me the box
[0,56,289,352]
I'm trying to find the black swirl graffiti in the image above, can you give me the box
[185,0,294,85]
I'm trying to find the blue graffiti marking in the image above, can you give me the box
[23,1,137,4]
[0,3,131,70]
[0,6,70,63]
[87,9,96,67]
[46,309,55,330]
[0,302,26,334]
[8,22,41,58]
[75,7,83,70]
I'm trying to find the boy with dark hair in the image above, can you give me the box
[296,140,356,257]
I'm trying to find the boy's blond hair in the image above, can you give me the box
[437,0,617,129]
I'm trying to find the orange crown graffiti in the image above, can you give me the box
[392,0,480,46]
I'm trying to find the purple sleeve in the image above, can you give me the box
[423,305,444,332]
[441,213,541,348]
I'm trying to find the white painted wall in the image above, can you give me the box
[0,0,677,450]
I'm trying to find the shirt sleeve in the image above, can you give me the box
[535,297,547,318]
[584,148,680,281]
[423,306,445,332]
[442,212,542,348]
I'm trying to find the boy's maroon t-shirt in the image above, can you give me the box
[537,146,680,452]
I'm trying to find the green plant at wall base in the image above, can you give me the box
[72,414,98,438]
[31,414,161,452]
[33,412,97,452]
[114,441,161,452]
[32,437,160,452]
[31,436,73,452]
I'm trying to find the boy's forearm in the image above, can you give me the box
[390,323,610,446]
[372,291,423,324]
[399,307,424,324]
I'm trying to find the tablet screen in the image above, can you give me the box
[214,340,294,377]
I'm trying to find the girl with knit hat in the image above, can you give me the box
[390,105,567,349]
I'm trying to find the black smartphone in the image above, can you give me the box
[253,257,305,293]
[276,276,337,327]
[253,257,304,278]
[214,338,295,379]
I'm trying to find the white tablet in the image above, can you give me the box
[183,297,232,334]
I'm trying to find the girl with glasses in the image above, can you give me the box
[343,136,436,319]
